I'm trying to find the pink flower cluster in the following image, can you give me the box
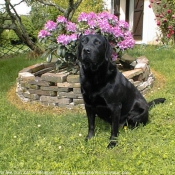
[149,0,175,42]
[57,34,77,45]
[38,12,135,60]
[44,20,57,31]
[38,30,51,38]
[38,16,78,45]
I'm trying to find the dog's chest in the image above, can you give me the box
[82,84,107,106]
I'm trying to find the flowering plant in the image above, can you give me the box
[149,0,175,44]
[38,12,135,71]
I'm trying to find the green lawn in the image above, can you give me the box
[0,46,175,175]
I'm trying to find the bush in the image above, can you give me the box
[149,0,175,44]
[38,12,135,71]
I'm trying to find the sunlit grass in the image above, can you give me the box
[0,46,175,174]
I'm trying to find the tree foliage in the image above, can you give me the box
[0,0,105,54]
[26,0,83,20]
[30,0,105,33]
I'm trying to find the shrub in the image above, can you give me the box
[149,0,175,44]
[38,12,135,71]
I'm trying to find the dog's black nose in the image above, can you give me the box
[84,47,90,54]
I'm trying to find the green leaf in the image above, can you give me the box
[46,54,52,63]
[57,48,62,56]
[62,48,66,57]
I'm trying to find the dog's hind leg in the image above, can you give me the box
[127,108,148,128]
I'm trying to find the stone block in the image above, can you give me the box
[58,87,72,92]
[18,72,35,81]
[29,63,45,73]
[73,99,84,105]
[57,82,81,88]
[147,76,154,87]
[20,81,39,89]
[28,84,40,90]
[28,89,57,96]
[73,88,81,94]
[43,62,55,68]
[41,86,59,91]
[40,101,49,106]
[135,62,147,71]
[137,56,149,64]
[67,75,79,83]
[41,72,68,83]
[57,98,72,104]
[20,81,28,88]
[58,92,82,99]
[128,79,134,84]
[34,67,54,76]
[137,82,149,91]
[28,77,53,86]
[47,103,59,107]
[58,103,74,109]
[141,87,151,95]
[16,93,31,103]
[122,69,143,79]
[16,84,27,93]
[20,64,45,73]
[142,67,150,81]
[120,54,136,64]
[40,96,59,103]
[23,92,40,100]
[133,81,142,87]
[40,96,72,104]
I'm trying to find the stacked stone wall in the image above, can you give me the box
[16,56,155,109]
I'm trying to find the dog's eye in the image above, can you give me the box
[94,40,101,45]
[81,38,88,44]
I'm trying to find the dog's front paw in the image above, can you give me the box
[85,132,95,141]
[107,140,117,149]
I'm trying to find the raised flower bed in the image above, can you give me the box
[16,56,155,109]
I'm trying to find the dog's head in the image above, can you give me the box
[77,34,112,70]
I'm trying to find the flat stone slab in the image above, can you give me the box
[57,82,81,88]
[121,54,136,63]
[122,69,143,79]
[58,92,83,99]
[40,96,72,104]
[28,77,53,86]
[137,56,149,64]
[28,89,57,96]
[41,72,68,83]
[67,75,79,83]
[18,72,35,81]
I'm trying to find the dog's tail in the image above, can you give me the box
[148,98,166,110]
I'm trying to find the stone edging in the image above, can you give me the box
[16,56,155,109]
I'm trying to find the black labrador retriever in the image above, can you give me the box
[77,34,165,148]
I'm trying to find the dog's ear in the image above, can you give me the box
[76,34,83,61]
[105,38,112,61]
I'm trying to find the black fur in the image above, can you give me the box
[77,34,165,148]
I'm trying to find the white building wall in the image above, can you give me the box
[142,0,160,44]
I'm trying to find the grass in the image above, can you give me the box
[0,46,175,174]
